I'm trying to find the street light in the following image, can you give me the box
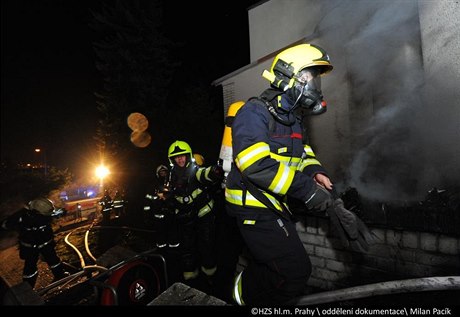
[34,148,47,176]
[95,165,110,189]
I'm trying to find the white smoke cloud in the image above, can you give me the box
[315,0,460,201]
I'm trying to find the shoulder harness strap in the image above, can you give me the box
[248,89,296,126]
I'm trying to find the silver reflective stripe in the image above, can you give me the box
[25,225,47,231]
[20,239,53,249]
[50,262,61,269]
[305,192,317,204]
[23,271,38,279]
[233,271,244,306]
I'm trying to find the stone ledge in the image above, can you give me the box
[148,282,228,306]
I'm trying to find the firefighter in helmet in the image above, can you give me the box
[167,140,224,286]
[1,198,68,287]
[225,44,335,305]
[144,164,180,249]
[155,165,170,198]
[193,153,205,166]
[112,190,126,218]
[99,189,113,223]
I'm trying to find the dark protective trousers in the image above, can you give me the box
[154,211,180,247]
[180,211,216,274]
[20,242,65,287]
[227,204,311,306]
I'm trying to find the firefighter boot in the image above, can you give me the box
[23,271,38,288]
[51,262,69,282]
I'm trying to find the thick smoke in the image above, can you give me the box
[315,1,460,201]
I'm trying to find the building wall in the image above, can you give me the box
[248,0,322,62]
[297,215,460,290]
[417,0,460,187]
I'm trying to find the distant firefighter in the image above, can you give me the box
[76,203,82,222]
[99,190,113,223]
[144,164,180,249]
[1,198,68,287]
[112,190,126,218]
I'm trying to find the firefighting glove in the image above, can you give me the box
[304,183,334,212]
[208,164,224,182]
[327,198,375,253]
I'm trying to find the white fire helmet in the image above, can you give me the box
[29,198,55,216]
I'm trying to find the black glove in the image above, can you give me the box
[209,164,224,182]
[327,198,375,253]
[304,183,333,212]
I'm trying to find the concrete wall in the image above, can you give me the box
[297,215,460,290]
[417,0,460,189]
[248,0,322,62]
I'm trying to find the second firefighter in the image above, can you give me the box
[167,140,224,284]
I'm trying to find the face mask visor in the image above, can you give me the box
[292,67,327,115]
[295,68,321,90]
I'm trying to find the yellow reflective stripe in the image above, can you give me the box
[201,265,217,276]
[184,269,199,280]
[196,167,204,179]
[305,158,321,165]
[225,188,285,211]
[224,189,241,205]
[278,147,288,154]
[198,199,214,217]
[225,189,268,208]
[304,145,316,157]
[235,142,270,172]
[297,158,322,172]
[268,162,295,195]
[197,166,213,181]
[243,220,256,225]
[175,188,203,204]
[204,167,213,181]
[269,153,301,167]
[193,188,203,198]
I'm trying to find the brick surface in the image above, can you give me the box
[439,235,459,255]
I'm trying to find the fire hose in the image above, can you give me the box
[289,276,460,305]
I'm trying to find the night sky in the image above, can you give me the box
[1,0,260,178]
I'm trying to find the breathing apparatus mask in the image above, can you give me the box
[289,67,327,115]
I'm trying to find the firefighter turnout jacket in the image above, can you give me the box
[170,162,223,220]
[224,89,330,306]
[225,91,328,213]
[2,208,55,249]
[1,207,66,286]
